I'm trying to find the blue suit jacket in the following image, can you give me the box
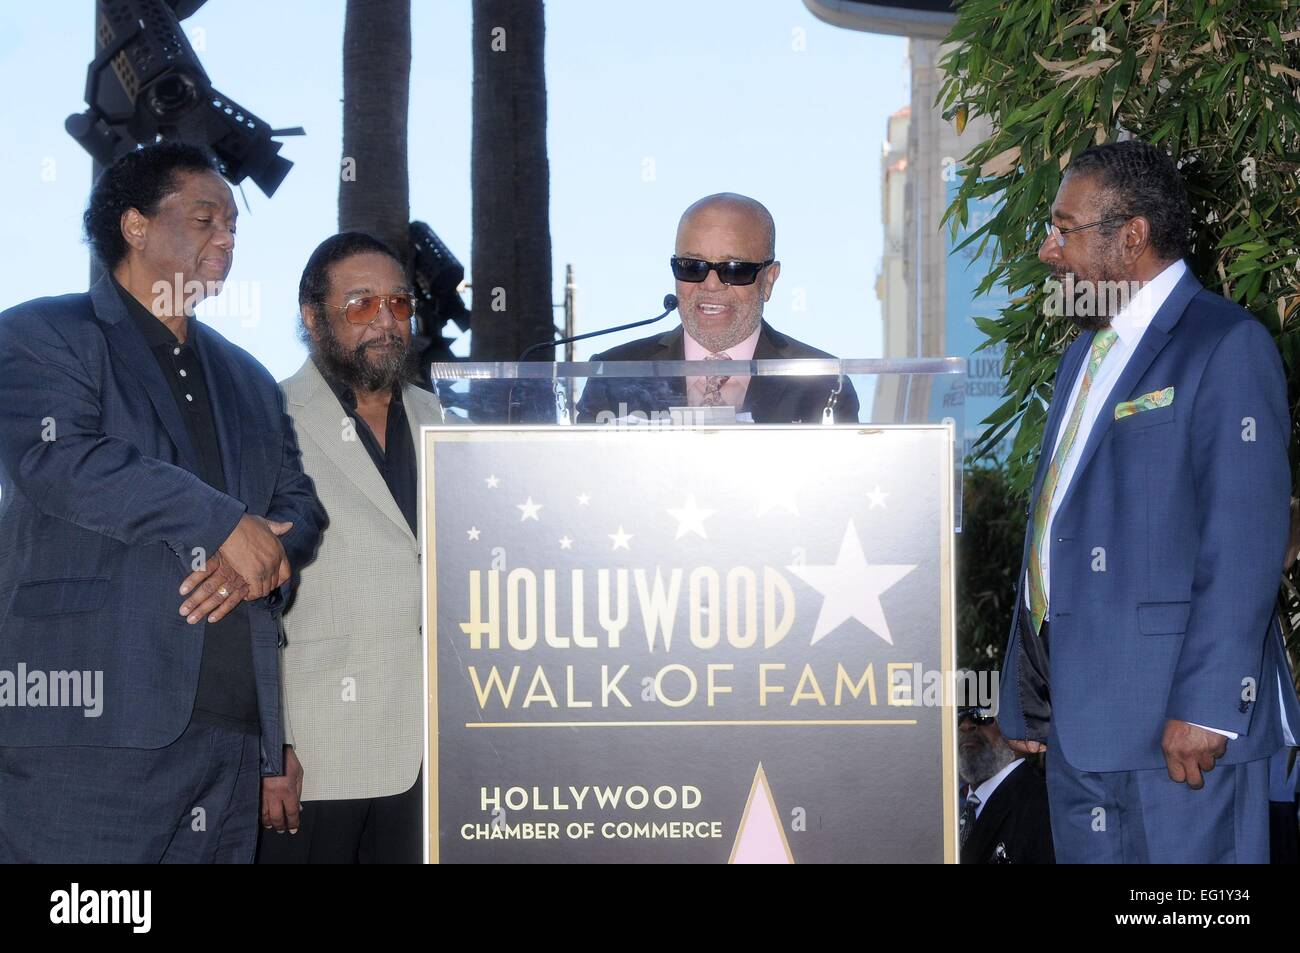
[999,268,1300,772]
[0,277,325,775]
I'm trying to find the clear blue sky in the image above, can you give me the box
[0,1,909,380]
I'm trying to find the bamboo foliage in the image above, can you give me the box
[940,0,1300,655]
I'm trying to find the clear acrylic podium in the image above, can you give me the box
[420,359,968,863]
[426,357,967,525]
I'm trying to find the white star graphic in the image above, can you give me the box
[517,497,542,521]
[559,536,574,550]
[577,493,591,506]
[466,527,481,541]
[609,526,633,551]
[485,475,500,488]
[785,519,915,646]
[867,485,889,509]
[667,494,715,540]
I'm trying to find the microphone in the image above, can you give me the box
[518,294,678,361]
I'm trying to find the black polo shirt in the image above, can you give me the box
[316,360,418,536]
[115,279,259,735]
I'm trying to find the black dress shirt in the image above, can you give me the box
[115,280,259,735]
[317,361,418,536]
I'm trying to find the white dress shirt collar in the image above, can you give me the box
[1107,257,1187,348]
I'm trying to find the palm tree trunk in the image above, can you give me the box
[470,0,553,361]
[339,0,411,261]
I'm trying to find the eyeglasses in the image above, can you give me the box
[670,256,775,286]
[327,293,418,326]
[1044,216,1129,248]
[957,707,996,726]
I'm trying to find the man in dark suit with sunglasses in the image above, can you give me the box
[576,193,859,424]
[957,707,1054,864]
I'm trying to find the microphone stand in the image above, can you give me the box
[517,294,678,361]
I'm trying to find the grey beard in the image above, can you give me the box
[1056,262,1126,331]
[681,308,763,354]
[312,318,416,394]
[959,739,1017,787]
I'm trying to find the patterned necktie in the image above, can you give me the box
[701,352,732,406]
[959,792,981,847]
[1027,328,1119,634]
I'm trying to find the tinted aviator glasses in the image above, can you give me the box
[670,256,774,286]
[328,293,418,326]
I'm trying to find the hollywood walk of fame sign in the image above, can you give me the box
[422,425,957,862]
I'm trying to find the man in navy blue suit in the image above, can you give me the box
[998,140,1300,863]
[0,142,325,862]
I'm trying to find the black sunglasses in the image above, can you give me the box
[670,256,774,286]
[957,707,996,726]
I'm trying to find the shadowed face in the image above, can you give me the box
[674,201,780,353]
[125,169,237,310]
[958,713,1016,786]
[304,251,415,394]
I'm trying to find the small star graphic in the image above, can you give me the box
[466,527,481,541]
[609,526,633,550]
[667,494,715,540]
[517,497,542,521]
[559,536,574,550]
[867,485,889,509]
[485,475,500,488]
[577,493,591,506]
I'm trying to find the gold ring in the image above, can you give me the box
[217,586,230,598]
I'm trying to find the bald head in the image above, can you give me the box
[676,193,776,259]
[672,192,781,353]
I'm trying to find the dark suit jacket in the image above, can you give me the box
[0,277,325,776]
[575,321,860,424]
[999,268,1300,772]
[962,760,1055,864]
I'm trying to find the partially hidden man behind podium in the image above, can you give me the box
[576,193,860,425]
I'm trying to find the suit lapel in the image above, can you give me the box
[656,327,685,358]
[288,360,414,542]
[743,322,792,419]
[1052,270,1199,520]
[1026,335,1090,514]
[92,277,200,470]
[965,762,1026,862]
[192,325,245,499]
[654,328,687,406]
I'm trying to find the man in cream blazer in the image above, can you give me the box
[258,233,442,864]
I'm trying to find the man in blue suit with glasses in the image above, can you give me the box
[998,140,1299,863]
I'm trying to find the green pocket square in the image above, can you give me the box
[1114,386,1174,420]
